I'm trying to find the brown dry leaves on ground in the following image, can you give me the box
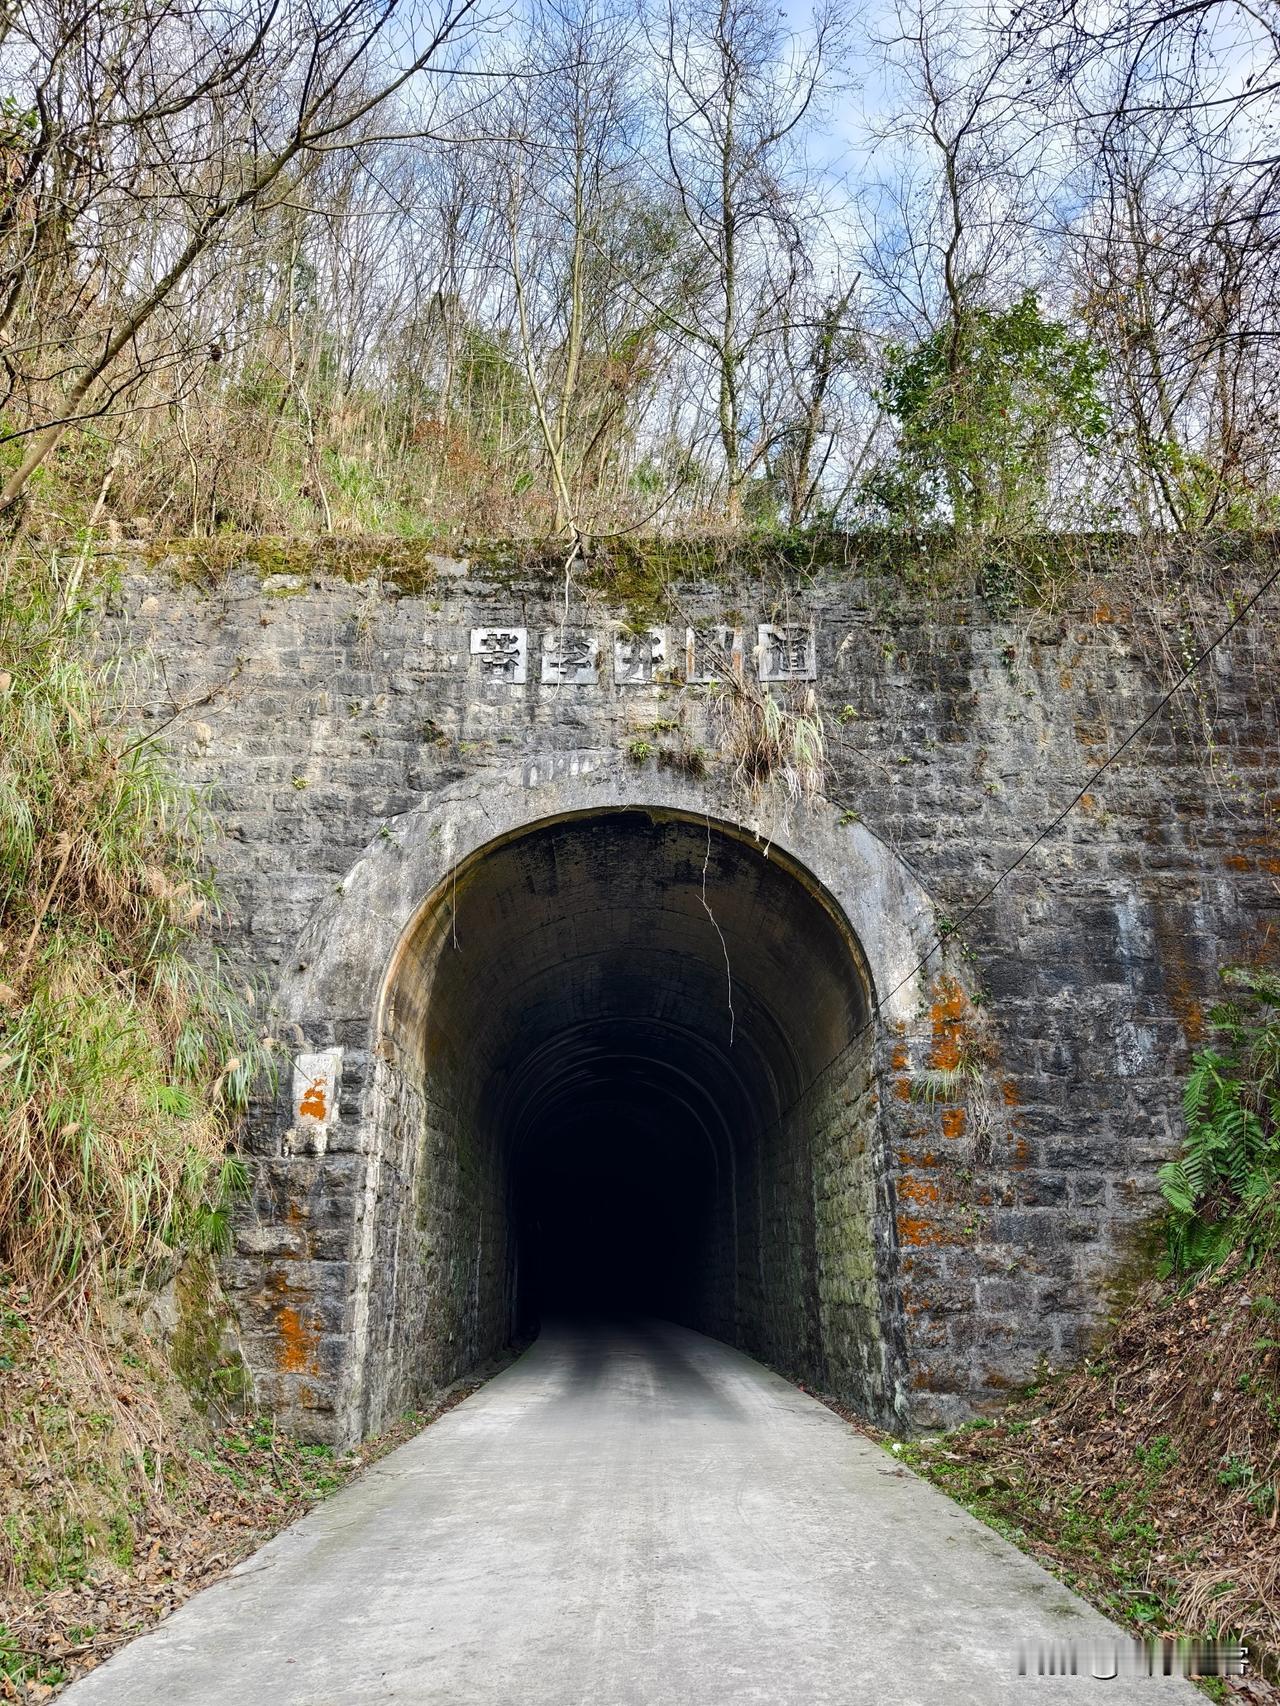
[855,1254,1280,1694]
[0,1293,481,1700]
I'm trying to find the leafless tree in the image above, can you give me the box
[647,0,852,523]
[1030,0,1280,526]
[0,0,485,515]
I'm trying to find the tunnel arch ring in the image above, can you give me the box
[277,753,940,1052]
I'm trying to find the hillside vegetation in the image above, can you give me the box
[0,0,1276,543]
[0,548,262,1312]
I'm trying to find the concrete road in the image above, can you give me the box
[65,1321,1195,1704]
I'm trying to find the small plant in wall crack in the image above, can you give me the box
[910,1040,998,1167]
[623,710,711,777]
[910,1054,984,1106]
[908,975,1003,1173]
[935,911,981,967]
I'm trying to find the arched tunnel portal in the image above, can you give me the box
[351,807,904,1435]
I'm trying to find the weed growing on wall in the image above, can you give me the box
[0,548,268,1308]
[714,681,827,810]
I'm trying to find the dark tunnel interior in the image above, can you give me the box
[376,808,884,1395]
[513,1088,716,1324]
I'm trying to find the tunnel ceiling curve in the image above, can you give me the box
[382,808,873,1154]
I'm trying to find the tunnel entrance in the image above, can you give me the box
[366,808,898,1430]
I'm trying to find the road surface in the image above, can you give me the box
[65,1320,1194,1704]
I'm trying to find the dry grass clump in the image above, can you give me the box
[714,680,827,809]
[0,949,249,1301]
[0,549,264,1308]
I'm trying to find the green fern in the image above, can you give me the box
[1161,965,1280,1276]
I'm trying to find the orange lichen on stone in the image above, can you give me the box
[941,1107,967,1140]
[1011,1135,1031,1167]
[1224,854,1253,873]
[1151,904,1209,1046]
[1001,1077,1021,1107]
[896,1215,954,1248]
[897,1174,940,1205]
[276,1304,317,1373]
[927,977,968,1071]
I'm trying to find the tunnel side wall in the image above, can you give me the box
[730,1032,894,1417]
[812,1037,898,1417]
[108,545,1280,1442]
[355,1052,511,1434]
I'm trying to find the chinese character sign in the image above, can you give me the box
[685,626,743,683]
[541,629,598,684]
[470,628,528,683]
[614,628,666,685]
[757,623,815,682]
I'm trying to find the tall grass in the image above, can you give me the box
[714,680,828,810]
[0,548,264,1305]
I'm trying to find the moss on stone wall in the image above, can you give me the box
[134,536,447,596]
[171,1253,252,1416]
[111,528,1279,633]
